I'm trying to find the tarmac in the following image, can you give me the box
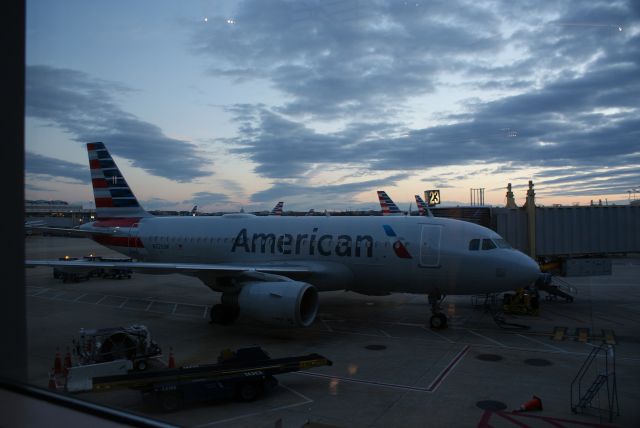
[24,235,640,427]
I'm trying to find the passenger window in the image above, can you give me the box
[469,239,480,251]
[482,239,497,250]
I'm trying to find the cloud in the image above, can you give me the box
[193,0,503,119]
[250,173,409,206]
[194,0,639,201]
[26,65,212,182]
[25,151,87,182]
[183,191,232,205]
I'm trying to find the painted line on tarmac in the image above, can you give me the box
[466,329,507,347]
[543,308,587,324]
[426,345,470,392]
[296,372,433,392]
[297,345,469,395]
[516,333,568,353]
[420,325,455,343]
[194,383,312,427]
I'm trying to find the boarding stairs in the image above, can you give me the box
[536,274,576,302]
[571,344,619,422]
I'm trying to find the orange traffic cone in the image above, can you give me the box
[513,395,543,412]
[168,347,175,369]
[53,348,62,375]
[63,347,72,375]
[48,370,57,390]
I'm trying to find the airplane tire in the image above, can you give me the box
[236,381,262,402]
[429,313,448,329]
[159,391,182,412]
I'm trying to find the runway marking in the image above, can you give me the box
[420,326,455,343]
[297,344,468,395]
[94,295,107,305]
[194,383,312,427]
[466,329,507,347]
[73,293,87,302]
[592,314,625,326]
[516,334,567,353]
[426,345,470,392]
[145,301,153,311]
[203,306,209,320]
[379,328,391,337]
[171,303,178,315]
[118,299,128,309]
[543,308,587,324]
[296,371,433,392]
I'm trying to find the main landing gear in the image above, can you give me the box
[428,292,448,329]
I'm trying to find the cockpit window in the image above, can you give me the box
[481,239,497,250]
[495,239,512,249]
[468,239,480,251]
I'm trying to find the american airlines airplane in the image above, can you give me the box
[415,194,434,217]
[270,201,284,216]
[26,143,541,329]
[377,190,403,216]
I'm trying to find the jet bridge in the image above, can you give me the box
[491,205,640,275]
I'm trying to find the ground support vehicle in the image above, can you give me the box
[502,287,540,315]
[91,347,332,411]
[74,325,162,371]
[98,257,133,279]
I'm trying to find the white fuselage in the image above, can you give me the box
[83,214,540,296]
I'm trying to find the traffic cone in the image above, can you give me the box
[53,348,62,375]
[63,347,72,375]
[513,395,543,412]
[168,347,175,369]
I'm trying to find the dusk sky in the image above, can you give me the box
[25,1,640,212]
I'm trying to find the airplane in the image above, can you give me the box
[269,201,284,216]
[377,190,403,216]
[25,142,541,329]
[414,195,434,217]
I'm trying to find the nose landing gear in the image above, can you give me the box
[428,292,448,329]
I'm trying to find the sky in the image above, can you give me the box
[24,0,640,213]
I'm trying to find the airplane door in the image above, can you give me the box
[420,224,441,267]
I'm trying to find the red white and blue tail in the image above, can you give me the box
[414,194,433,217]
[270,201,284,216]
[87,142,151,220]
[377,190,402,216]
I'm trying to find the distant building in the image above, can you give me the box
[25,200,94,227]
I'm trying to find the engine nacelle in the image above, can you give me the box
[229,281,319,327]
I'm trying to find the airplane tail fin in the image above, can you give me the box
[87,142,152,220]
[414,194,433,217]
[270,201,284,216]
[377,190,402,215]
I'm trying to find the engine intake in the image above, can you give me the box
[225,281,319,327]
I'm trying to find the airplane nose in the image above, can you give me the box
[513,253,541,287]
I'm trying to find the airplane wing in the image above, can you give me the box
[25,259,312,277]
[24,225,114,237]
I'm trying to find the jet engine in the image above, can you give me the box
[222,281,319,327]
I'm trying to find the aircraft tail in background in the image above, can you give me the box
[87,142,152,220]
[377,190,402,216]
[415,194,434,217]
[270,201,284,216]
